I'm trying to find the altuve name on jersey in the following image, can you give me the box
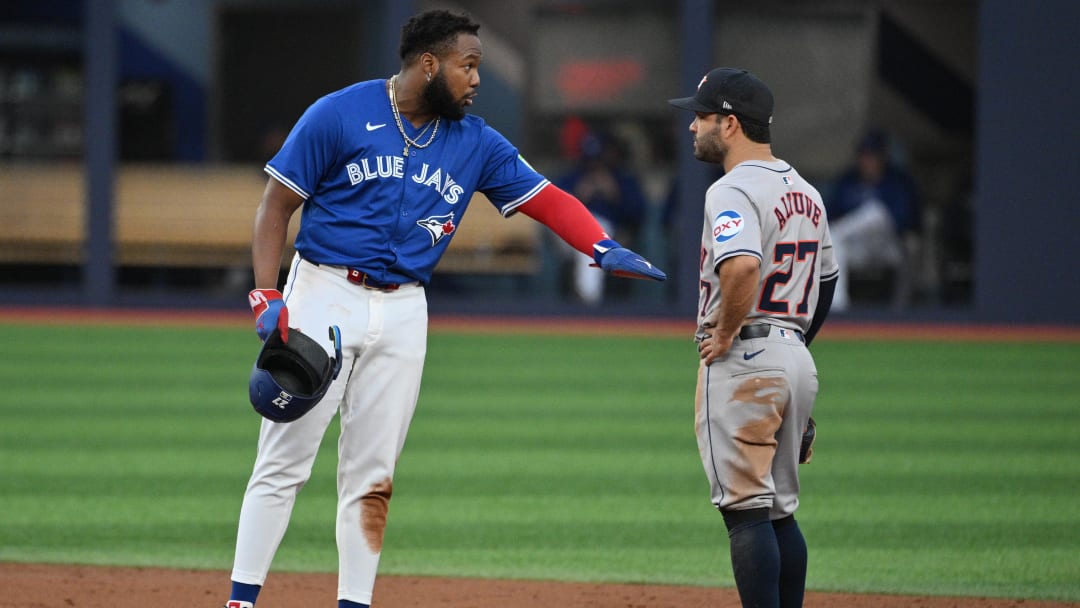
[772,191,822,230]
[346,157,465,204]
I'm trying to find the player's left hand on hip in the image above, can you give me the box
[698,332,733,365]
[591,239,667,281]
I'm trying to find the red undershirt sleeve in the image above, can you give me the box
[515,184,609,256]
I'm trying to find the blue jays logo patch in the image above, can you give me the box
[417,213,457,247]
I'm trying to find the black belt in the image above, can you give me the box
[346,268,400,291]
[739,324,804,343]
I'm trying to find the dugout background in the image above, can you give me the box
[0,0,1076,324]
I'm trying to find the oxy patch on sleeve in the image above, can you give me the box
[713,210,745,243]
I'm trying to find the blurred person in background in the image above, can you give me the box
[826,129,920,311]
[555,128,648,305]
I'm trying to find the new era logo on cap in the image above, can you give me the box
[669,67,774,125]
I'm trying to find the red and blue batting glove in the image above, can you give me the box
[592,239,667,281]
[248,288,289,343]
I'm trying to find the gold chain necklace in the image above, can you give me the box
[389,75,440,157]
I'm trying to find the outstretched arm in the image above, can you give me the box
[516,184,665,281]
[516,183,608,255]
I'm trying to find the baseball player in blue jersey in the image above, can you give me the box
[226,10,664,608]
[669,68,837,607]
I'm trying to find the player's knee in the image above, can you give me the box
[771,514,796,530]
[721,506,771,535]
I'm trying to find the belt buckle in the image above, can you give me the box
[352,269,398,292]
[361,275,386,291]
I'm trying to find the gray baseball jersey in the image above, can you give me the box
[694,159,838,517]
[696,160,838,340]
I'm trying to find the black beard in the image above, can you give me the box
[422,70,466,120]
[694,130,727,165]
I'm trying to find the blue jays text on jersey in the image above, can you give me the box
[345,158,466,205]
[265,79,549,285]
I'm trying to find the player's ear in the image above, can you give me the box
[723,114,740,136]
[420,52,439,79]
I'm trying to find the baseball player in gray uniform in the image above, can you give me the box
[669,67,838,607]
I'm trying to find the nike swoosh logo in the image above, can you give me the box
[366,122,386,131]
[744,349,765,361]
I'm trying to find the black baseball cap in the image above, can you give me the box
[668,67,774,125]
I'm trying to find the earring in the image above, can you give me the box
[426,72,431,82]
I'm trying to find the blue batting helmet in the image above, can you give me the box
[248,326,343,423]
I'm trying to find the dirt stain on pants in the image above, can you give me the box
[361,478,393,552]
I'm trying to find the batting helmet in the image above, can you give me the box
[248,326,343,423]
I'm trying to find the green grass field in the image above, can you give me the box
[2,321,1079,601]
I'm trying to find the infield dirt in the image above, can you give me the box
[3,563,1079,608]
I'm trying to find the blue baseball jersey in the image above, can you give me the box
[265,79,550,285]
